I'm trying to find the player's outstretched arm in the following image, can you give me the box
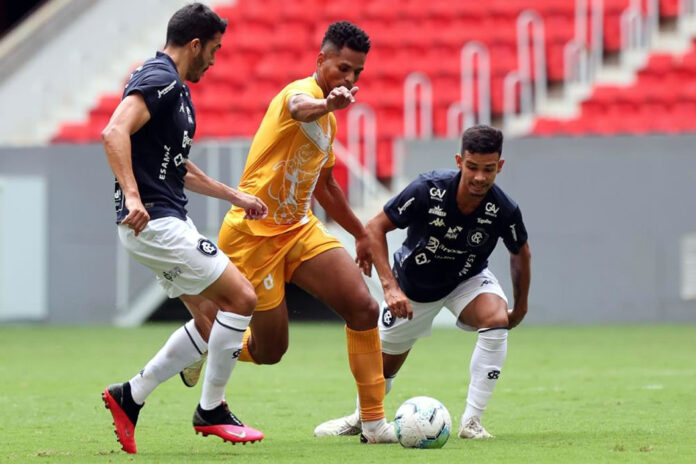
[313,166,372,273]
[102,94,152,235]
[287,87,359,122]
[508,242,531,329]
[366,211,413,320]
[183,160,267,220]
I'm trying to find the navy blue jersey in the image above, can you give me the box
[114,51,196,223]
[384,169,528,303]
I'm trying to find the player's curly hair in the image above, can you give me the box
[461,125,504,156]
[166,3,227,47]
[321,21,371,54]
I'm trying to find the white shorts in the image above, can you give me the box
[118,216,229,298]
[378,268,508,355]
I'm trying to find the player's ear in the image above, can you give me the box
[317,51,326,68]
[455,153,463,169]
[497,158,505,172]
[190,38,202,55]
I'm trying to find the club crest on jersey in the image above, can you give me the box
[429,187,446,201]
[467,228,489,247]
[197,239,218,256]
[381,304,395,327]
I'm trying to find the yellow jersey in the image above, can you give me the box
[224,76,337,236]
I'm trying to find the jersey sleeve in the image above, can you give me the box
[125,68,179,117]
[501,206,528,254]
[383,176,427,229]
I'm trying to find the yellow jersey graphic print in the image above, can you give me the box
[224,77,337,236]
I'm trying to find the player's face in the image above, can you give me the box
[456,151,504,197]
[188,33,222,83]
[316,46,366,95]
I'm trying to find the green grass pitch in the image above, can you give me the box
[0,323,694,463]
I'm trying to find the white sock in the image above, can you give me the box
[355,375,395,422]
[199,311,251,410]
[129,319,208,404]
[463,328,508,421]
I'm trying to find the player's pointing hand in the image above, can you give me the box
[326,86,359,111]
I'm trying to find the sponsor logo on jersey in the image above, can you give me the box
[438,244,466,254]
[414,253,430,265]
[467,228,489,247]
[163,266,183,281]
[381,304,395,327]
[429,187,446,201]
[197,238,218,256]
[157,80,177,99]
[477,218,492,225]
[510,223,518,241]
[397,197,415,215]
[458,253,477,277]
[263,273,274,290]
[445,226,464,240]
[182,130,192,149]
[426,236,440,253]
[428,205,446,217]
[174,153,186,167]
[159,145,171,180]
[484,202,499,217]
[429,218,446,227]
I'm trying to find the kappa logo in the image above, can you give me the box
[445,226,464,240]
[487,369,501,380]
[381,304,395,327]
[429,187,446,201]
[426,236,440,253]
[397,197,415,215]
[477,218,493,225]
[157,80,177,99]
[510,224,518,241]
[414,253,430,265]
[428,205,447,217]
[467,228,489,247]
[480,279,493,287]
[197,239,218,256]
[484,202,499,217]
[429,218,446,227]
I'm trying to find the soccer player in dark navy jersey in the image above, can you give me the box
[100,3,267,454]
[315,125,532,440]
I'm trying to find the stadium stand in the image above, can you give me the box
[48,0,696,176]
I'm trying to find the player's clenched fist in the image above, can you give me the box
[326,86,359,111]
[122,197,150,236]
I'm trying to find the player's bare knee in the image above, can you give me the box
[218,286,257,316]
[344,296,379,330]
[254,344,287,365]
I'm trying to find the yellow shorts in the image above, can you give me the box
[218,216,343,311]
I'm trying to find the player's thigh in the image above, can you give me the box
[447,270,509,330]
[199,261,257,316]
[291,247,378,329]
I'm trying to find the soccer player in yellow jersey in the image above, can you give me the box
[217,21,395,443]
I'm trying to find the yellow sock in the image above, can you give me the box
[345,326,385,422]
[238,327,258,364]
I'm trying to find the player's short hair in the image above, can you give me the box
[461,125,504,157]
[321,21,371,54]
[165,3,227,47]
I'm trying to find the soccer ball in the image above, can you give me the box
[394,396,452,449]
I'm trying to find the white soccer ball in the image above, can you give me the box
[394,396,452,449]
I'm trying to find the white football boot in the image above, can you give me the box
[313,412,362,437]
[458,415,493,439]
[360,419,398,444]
